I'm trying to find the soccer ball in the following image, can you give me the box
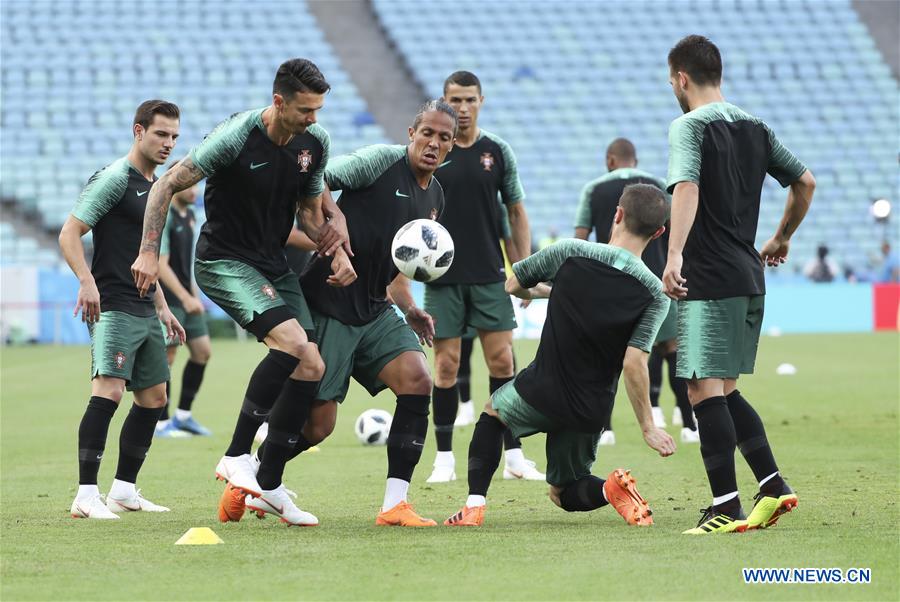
[391,219,454,282]
[354,408,392,446]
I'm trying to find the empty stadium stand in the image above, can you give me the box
[374,0,898,274]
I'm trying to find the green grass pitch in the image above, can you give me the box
[1,333,897,601]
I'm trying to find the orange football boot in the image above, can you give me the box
[443,505,485,526]
[217,482,247,523]
[603,468,653,526]
[375,502,437,527]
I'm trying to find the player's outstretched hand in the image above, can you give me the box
[131,252,159,298]
[404,307,435,348]
[327,249,357,287]
[75,277,101,323]
[662,254,688,300]
[183,296,205,315]
[760,236,790,268]
[643,426,676,457]
[318,211,353,258]
[158,307,186,346]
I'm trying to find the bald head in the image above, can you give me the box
[606,138,637,171]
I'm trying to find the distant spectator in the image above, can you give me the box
[803,244,839,282]
[877,241,900,283]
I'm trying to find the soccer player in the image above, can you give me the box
[455,200,518,428]
[131,59,354,527]
[222,100,458,527]
[154,174,212,437]
[662,35,815,534]
[59,100,186,519]
[426,70,543,482]
[574,138,698,445]
[445,184,677,527]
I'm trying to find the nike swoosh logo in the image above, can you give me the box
[438,160,452,168]
[136,190,148,197]
[96,453,103,460]
[288,438,298,444]
[250,162,269,170]
[113,499,141,511]
[395,189,410,198]
[252,410,268,417]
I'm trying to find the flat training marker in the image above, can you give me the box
[175,527,224,545]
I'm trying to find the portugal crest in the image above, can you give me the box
[298,150,313,173]
[480,153,494,171]
[261,284,276,300]
[114,352,126,369]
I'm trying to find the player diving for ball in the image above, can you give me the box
[445,183,677,527]
[219,99,457,527]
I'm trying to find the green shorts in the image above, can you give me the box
[167,305,209,346]
[491,381,600,487]
[654,301,678,344]
[424,281,517,339]
[677,295,765,379]
[88,311,169,391]
[313,308,424,403]
[195,259,313,341]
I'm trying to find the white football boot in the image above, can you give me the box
[71,494,119,520]
[215,454,263,496]
[245,485,318,526]
[503,458,546,481]
[107,489,170,513]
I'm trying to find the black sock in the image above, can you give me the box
[159,383,170,421]
[468,412,505,496]
[77,396,119,485]
[693,396,738,499]
[559,476,609,511]
[458,337,474,402]
[667,352,694,430]
[178,360,206,412]
[648,348,663,407]
[256,378,318,490]
[490,376,520,450]
[115,403,164,484]
[225,349,298,457]
[257,433,313,463]
[726,390,781,488]
[432,384,457,452]
[387,395,430,481]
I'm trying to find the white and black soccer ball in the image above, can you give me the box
[354,408,392,446]
[391,219,454,282]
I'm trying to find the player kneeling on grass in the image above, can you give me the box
[220,100,457,527]
[445,184,677,527]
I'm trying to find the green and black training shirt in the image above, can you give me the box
[301,144,445,326]
[666,102,807,300]
[190,108,329,280]
[71,157,157,317]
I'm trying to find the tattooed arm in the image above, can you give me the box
[131,157,205,297]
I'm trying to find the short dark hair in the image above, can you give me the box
[443,70,482,95]
[412,99,458,136]
[668,35,722,87]
[133,100,179,129]
[606,138,636,162]
[273,58,331,98]
[619,184,669,238]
